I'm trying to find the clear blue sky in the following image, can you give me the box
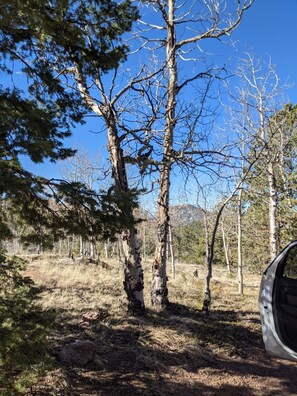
[21,0,297,181]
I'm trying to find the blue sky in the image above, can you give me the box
[233,0,297,101]
[21,0,297,185]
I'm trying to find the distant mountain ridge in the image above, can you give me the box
[169,204,204,226]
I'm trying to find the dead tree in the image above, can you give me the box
[232,54,288,262]
[137,0,254,308]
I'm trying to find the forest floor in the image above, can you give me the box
[23,255,297,396]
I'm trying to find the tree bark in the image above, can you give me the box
[79,235,84,257]
[142,221,147,263]
[268,162,278,261]
[221,218,231,274]
[104,240,109,259]
[237,187,243,295]
[201,173,253,312]
[169,221,175,279]
[105,108,145,314]
[152,162,170,307]
[203,208,210,267]
[203,208,223,314]
[151,0,176,308]
[58,238,62,256]
[259,90,278,261]
[74,66,145,314]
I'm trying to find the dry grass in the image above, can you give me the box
[21,255,297,396]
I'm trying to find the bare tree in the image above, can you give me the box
[237,183,244,294]
[59,149,109,259]
[232,54,287,261]
[135,0,254,308]
[202,162,255,313]
[196,109,270,311]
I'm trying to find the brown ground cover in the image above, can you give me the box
[24,256,297,396]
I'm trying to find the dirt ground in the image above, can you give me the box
[24,257,297,396]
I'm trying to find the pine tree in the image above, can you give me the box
[0,1,140,391]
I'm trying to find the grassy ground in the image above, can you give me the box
[23,255,297,395]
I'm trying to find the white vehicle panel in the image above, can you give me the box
[259,241,297,361]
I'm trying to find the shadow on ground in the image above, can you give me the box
[35,302,297,396]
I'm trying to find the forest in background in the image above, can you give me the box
[1,0,297,393]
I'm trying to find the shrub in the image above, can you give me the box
[0,251,53,395]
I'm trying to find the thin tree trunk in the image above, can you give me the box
[117,238,122,263]
[36,243,42,255]
[221,218,231,274]
[151,0,176,308]
[111,241,116,258]
[202,175,252,312]
[202,212,222,314]
[67,235,74,260]
[90,239,94,258]
[268,162,278,260]
[169,221,175,279]
[58,239,62,256]
[237,187,243,295]
[203,206,210,267]
[259,93,278,261]
[71,235,75,258]
[79,235,84,257]
[201,203,211,313]
[104,240,109,259]
[142,221,146,263]
[152,163,170,307]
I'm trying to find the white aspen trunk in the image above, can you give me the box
[259,94,278,261]
[111,241,116,258]
[152,163,170,307]
[203,205,226,313]
[74,64,145,314]
[202,181,247,312]
[268,162,278,261]
[64,239,68,257]
[237,187,243,295]
[104,240,109,259]
[201,204,212,313]
[117,239,122,263]
[203,209,210,267]
[105,108,145,314]
[71,235,75,259]
[90,240,94,258]
[58,239,62,256]
[151,0,176,307]
[79,235,84,257]
[221,218,231,274]
[142,221,146,263]
[67,236,73,259]
[169,221,175,279]
[37,243,42,255]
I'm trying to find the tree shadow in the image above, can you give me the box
[42,302,297,396]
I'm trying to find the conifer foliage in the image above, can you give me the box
[0,0,140,392]
[0,251,53,395]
